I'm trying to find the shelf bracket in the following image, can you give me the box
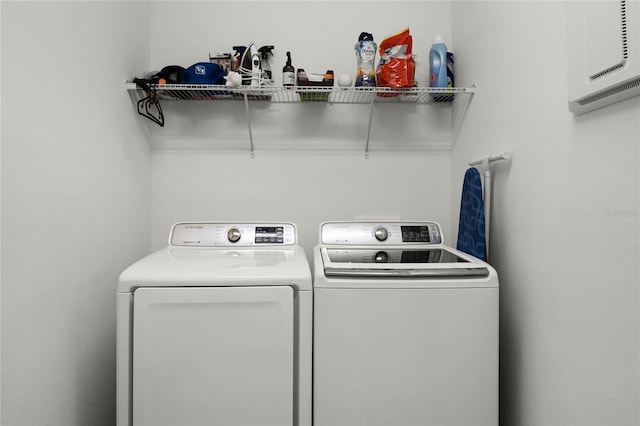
[451,84,477,143]
[364,93,376,159]
[242,92,255,158]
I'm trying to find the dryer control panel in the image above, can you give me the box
[320,221,443,246]
[170,222,297,247]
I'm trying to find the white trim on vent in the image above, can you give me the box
[568,0,640,115]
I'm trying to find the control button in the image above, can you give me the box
[374,227,389,241]
[226,228,241,243]
[374,251,389,263]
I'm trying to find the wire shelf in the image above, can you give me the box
[126,82,476,158]
[126,83,473,105]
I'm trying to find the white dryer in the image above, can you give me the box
[313,221,499,426]
[117,222,312,426]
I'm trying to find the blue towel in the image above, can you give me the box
[456,167,486,261]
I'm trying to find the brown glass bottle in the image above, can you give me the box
[283,51,295,87]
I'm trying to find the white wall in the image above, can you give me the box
[1,2,151,425]
[150,150,452,254]
[2,2,638,426]
[452,2,639,425]
[147,1,457,256]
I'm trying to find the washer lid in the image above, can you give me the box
[118,245,311,292]
[319,246,491,279]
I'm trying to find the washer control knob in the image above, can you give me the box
[374,227,389,241]
[226,228,241,243]
[374,251,389,263]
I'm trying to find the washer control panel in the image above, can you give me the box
[170,222,297,247]
[320,221,443,245]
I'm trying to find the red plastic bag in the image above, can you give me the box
[375,28,415,89]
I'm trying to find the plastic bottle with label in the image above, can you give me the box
[429,34,449,89]
[355,32,377,87]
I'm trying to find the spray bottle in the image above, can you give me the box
[259,45,275,84]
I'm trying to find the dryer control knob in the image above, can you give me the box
[226,228,242,243]
[374,227,389,241]
[374,251,389,263]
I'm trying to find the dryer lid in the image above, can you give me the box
[118,245,312,292]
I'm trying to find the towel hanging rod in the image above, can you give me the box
[469,152,511,166]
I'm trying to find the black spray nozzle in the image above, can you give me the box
[259,45,275,59]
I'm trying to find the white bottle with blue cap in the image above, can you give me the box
[429,34,449,88]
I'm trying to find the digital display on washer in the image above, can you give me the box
[326,249,469,264]
[401,226,430,242]
[255,226,284,244]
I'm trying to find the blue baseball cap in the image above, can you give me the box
[181,62,226,85]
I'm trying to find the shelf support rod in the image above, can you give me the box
[364,93,376,159]
[242,92,255,158]
[451,84,476,144]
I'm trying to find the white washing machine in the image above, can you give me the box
[117,222,312,426]
[313,221,499,426]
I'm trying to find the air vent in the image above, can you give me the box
[578,77,640,106]
[568,0,639,114]
[621,0,629,57]
[589,1,628,81]
[590,61,626,80]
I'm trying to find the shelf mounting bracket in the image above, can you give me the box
[451,84,477,144]
[364,93,376,159]
[242,92,256,158]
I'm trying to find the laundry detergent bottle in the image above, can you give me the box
[355,32,377,87]
[429,34,449,89]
